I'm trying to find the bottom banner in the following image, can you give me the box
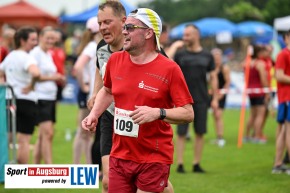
[5,164,99,189]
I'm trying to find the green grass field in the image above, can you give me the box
[1,104,289,193]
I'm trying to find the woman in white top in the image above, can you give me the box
[0,27,40,164]
[73,16,102,164]
[30,26,65,164]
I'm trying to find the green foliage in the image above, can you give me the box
[224,1,265,22]
[138,0,290,26]
[1,104,289,193]
[139,0,229,25]
[264,0,290,23]
[245,0,269,9]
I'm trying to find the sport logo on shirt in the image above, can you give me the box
[138,81,144,88]
[138,81,158,93]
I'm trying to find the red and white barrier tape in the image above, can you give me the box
[219,87,277,94]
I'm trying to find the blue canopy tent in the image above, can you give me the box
[195,18,237,38]
[169,17,237,39]
[169,22,191,40]
[252,34,285,48]
[236,21,273,37]
[236,21,278,60]
[252,34,285,62]
[60,0,137,23]
[60,5,99,23]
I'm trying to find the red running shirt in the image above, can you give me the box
[0,46,8,62]
[275,48,290,103]
[50,48,66,75]
[104,51,193,164]
[248,59,265,98]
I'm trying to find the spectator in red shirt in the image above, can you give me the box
[272,30,290,174]
[0,27,15,62]
[245,45,270,143]
[50,30,66,101]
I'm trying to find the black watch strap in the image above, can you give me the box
[159,108,166,120]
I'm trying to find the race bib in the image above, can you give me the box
[114,107,139,138]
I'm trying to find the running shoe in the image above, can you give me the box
[193,164,206,173]
[217,139,226,147]
[271,164,289,174]
[177,164,185,173]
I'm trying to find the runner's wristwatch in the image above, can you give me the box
[159,108,166,120]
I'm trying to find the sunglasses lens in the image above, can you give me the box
[124,24,134,31]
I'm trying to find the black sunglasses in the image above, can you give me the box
[123,24,149,32]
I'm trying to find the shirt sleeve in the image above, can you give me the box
[96,39,106,69]
[103,56,112,89]
[275,51,286,70]
[29,49,39,67]
[24,55,37,71]
[169,64,193,107]
[82,42,96,59]
[173,51,180,65]
[207,52,215,72]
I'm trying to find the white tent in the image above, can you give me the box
[274,15,290,31]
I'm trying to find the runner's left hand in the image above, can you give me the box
[130,106,159,125]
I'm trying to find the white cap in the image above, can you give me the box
[86,16,99,33]
[128,8,162,51]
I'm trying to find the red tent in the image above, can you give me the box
[0,0,58,30]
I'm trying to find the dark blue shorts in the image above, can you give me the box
[77,88,88,109]
[277,102,290,124]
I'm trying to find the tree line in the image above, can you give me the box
[138,0,290,26]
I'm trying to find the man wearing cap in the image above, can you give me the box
[83,7,194,193]
[87,2,174,193]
